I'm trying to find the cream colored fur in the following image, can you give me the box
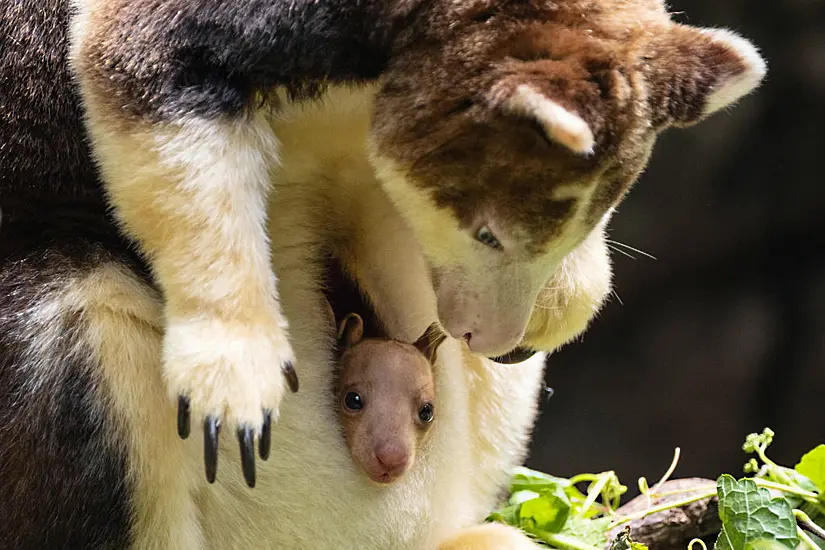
[71,0,294,431]
[524,211,613,352]
[16,265,204,548]
[78,109,292,429]
[438,524,543,550]
[55,84,589,549]
[67,5,605,544]
[371,151,610,357]
[701,29,768,116]
[79,267,206,548]
[501,85,595,154]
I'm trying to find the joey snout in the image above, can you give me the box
[365,437,413,484]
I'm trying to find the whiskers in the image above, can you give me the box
[604,238,655,306]
[532,301,562,311]
[534,283,564,311]
[535,237,652,311]
[605,239,657,261]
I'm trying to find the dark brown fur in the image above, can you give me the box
[371,0,755,250]
[0,238,137,549]
[75,0,425,122]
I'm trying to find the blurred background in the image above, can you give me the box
[527,0,825,493]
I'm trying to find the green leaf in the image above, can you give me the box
[488,482,572,536]
[519,484,572,533]
[510,467,596,505]
[744,542,794,550]
[511,467,571,484]
[487,503,521,527]
[561,517,610,548]
[796,445,825,493]
[714,475,799,550]
[511,470,572,493]
[510,490,541,505]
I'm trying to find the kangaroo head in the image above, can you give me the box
[369,0,766,356]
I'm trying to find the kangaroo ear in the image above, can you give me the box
[337,313,364,349]
[497,84,596,155]
[413,323,447,364]
[646,25,767,127]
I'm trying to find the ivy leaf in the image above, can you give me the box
[519,484,572,533]
[510,467,591,503]
[510,468,572,493]
[488,481,572,535]
[714,475,799,550]
[510,490,541,505]
[488,503,521,527]
[796,445,825,494]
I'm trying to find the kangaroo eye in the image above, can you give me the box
[344,392,363,411]
[476,226,502,250]
[418,403,435,424]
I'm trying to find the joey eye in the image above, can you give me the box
[344,392,363,411]
[418,403,435,424]
[476,226,502,250]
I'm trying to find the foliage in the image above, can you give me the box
[714,475,798,550]
[795,446,825,498]
[488,429,825,549]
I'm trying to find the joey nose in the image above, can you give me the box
[374,443,409,478]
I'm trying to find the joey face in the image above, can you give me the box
[369,0,766,357]
[335,315,439,485]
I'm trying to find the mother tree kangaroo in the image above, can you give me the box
[0,0,764,547]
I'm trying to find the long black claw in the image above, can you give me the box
[259,410,272,461]
[177,396,191,439]
[238,426,256,488]
[283,361,299,393]
[204,416,220,484]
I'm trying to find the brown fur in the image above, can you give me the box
[68,0,765,435]
[371,0,756,251]
[74,0,421,122]
[334,314,442,485]
[71,0,764,362]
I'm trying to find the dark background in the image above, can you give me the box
[527,0,825,493]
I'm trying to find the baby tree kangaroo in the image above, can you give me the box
[335,314,446,485]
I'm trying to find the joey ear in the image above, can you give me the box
[498,84,595,155]
[413,323,448,364]
[337,313,364,349]
[647,25,767,127]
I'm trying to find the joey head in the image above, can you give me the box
[334,314,445,484]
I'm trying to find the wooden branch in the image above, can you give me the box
[606,478,721,549]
